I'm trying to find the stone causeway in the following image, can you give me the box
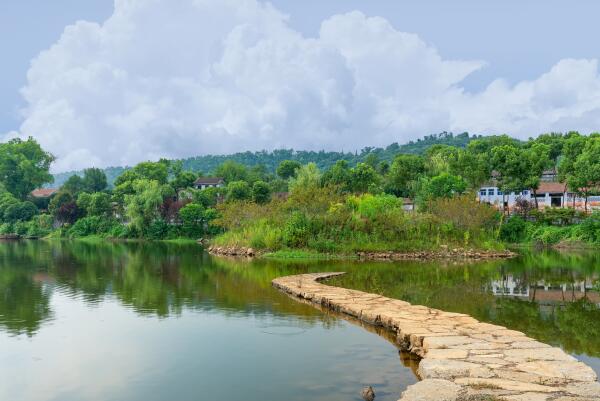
[272,272,600,401]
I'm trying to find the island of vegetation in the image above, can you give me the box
[2,131,600,258]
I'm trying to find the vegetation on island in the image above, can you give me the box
[1,131,600,254]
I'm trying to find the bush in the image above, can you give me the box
[283,212,312,247]
[226,181,251,202]
[68,216,119,238]
[529,225,572,245]
[572,212,600,243]
[500,216,528,243]
[144,219,170,240]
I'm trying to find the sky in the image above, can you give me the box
[1,0,599,172]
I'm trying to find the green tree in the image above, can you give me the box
[349,162,380,193]
[82,168,108,192]
[62,175,85,195]
[385,155,425,198]
[179,203,205,238]
[215,161,248,183]
[321,160,351,190]
[226,181,252,202]
[571,137,600,212]
[251,181,271,204]
[171,171,197,193]
[3,201,37,223]
[0,137,54,199]
[77,192,112,217]
[276,160,302,179]
[523,143,552,208]
[289,163,321,194]
[419,173,467,202]
[125,180,174,235]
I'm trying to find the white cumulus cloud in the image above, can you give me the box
[6,0,600,171]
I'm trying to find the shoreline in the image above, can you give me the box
[272,272,599,401]
[207,245,517,261]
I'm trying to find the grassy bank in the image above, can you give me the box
[499,209,600,248]
[211,187,505,256]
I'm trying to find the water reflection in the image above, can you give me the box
[0,240,419,401]
[330,249,600,367]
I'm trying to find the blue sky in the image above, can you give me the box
[2,0,599,171]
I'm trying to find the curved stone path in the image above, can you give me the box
[272,273,600,401]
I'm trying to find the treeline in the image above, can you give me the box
[2,131,600,250]
[52,132,478,187]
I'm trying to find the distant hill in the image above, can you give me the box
[51,132,479,188]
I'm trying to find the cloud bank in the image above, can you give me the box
[8,0,600,171]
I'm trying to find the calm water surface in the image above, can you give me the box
[1,242,599,401]
[0,241,416,401]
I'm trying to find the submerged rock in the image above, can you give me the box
[361,386,375,401]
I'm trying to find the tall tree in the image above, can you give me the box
[0,137,54,199]
[385,155,425,198]
[82,168,108,192]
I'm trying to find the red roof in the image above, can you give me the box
[30,188,58,198]
[537,182,566,194]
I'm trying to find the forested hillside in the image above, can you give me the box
[52,132,479,187]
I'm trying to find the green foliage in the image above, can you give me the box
[572,213,600,243]
[4,201,37,223]
[283,212,312,248]
[77,192,112,217]
[0,137,54,199]
[346,193,403,220]
[349,162,380,193]
[192,187,220,208]
[226,181,251,202]
[276,160,302,179]
[251,181,271,204]
[418,173,467,202]
[386,154,425,197]
[81,168,108,193]
[124,179,173,235]
[68,216,121,238]
[289,163,321,194]
[215,160,248,183]
[499,216,528,243]
[178,203,205,238]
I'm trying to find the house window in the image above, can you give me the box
[487,189,495,196]
[522,190,529,195]
[479,190,486,196]
[498,190,503,195]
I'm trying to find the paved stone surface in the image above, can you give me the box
[272,273,600,401]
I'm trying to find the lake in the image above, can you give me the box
[0,241,599,401]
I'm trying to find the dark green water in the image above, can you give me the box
[1,242,599,401]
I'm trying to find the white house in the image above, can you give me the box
[194,177,225,190]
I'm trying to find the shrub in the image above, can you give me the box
[179,203,205,238]
[252,181,271,204]
[283,212,312,247]
[68,216,119,238]
[144,219,170,240]
[529,225,572,245]
[572,212,600,243]
[499,216,528,243]
[226,181,252,202]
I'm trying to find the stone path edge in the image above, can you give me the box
[272,272,600,401]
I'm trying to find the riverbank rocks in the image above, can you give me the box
[356,249,516,261]
[207,246,259,257]
[272,273,599,401]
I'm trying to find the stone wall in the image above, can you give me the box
[272,273,600,401]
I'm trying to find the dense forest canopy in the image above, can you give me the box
[52,132,480,187]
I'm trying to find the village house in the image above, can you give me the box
[477,169,600,211]
[30,188,58,198]
[193,177,224,190]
